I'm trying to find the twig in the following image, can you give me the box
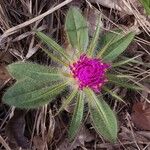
[0,0,73,42]
[0,136,11,150]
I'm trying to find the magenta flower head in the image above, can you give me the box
[70,54,110,92]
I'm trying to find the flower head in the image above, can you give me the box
[70,54,110,92]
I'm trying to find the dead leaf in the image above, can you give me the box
[5,109,30,149]
[131,102,150,130]
[33,136,46,150]
[57,125,95,150]
[25,46,38,59]
[0,64,11,89]
[119,126,149,142]
[0,51,14,64]
[89,0,141,14]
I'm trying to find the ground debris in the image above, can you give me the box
[5,109,30,149]
[57,125,95,150]
[0,64,11,91]
[131,102,150,131]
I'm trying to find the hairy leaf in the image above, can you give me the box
[68,91,84,141]
[103,32,135,61]
[85,88,118,142]
[97,29,123,51]
[108,74,142,90]
[55,89,78,116]
[97,35,117,58]
[112,55,141,67]
[3,80,67,108]
[40,47,69,66]
[103,87,125,103]
[36,32,70,61]
[7,62,62,83]
[65,7,89,52]
[87,19,101,56]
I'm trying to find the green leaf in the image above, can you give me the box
[68,91,84,141]
[112,55,141,67]
[97,34,117,58]
[118,56,150,68]
[65,7,89,52]
[103,87,125,103]
[97,29,123,51]
[87,19,101,56]
[36,31,70,61]
[103,32,135,61]
[7,62,62,83]
[85,88,118,142]
[107,74,142,90]
[55,89,78,116]
[3,80,67,108]
[40,47,69,67]
[139,0,150,15]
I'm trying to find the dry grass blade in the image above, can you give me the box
[0,135,11,150]
[0,0,73,43]
[122,0,150,36]
[0,2,11,30]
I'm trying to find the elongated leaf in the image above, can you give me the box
[87,19,101,56]
[97,29,123,51]
[65,7,89,52]
[108,74,142,90]
[41,47,69,67]
[3,80,67,108]
[112,55,141,67]
[36,32,70,61]
[7,62,62,83]
[119,56,150,68]
[97,34,117,58]
[121,56,145,65]
[103,32,135,61]
[85,88,118,142]
[103,87,125,103]
[55,89,78,116]
[68,91,84,141]
[139,0,150,15]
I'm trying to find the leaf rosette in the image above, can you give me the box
[3,7,144,143]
